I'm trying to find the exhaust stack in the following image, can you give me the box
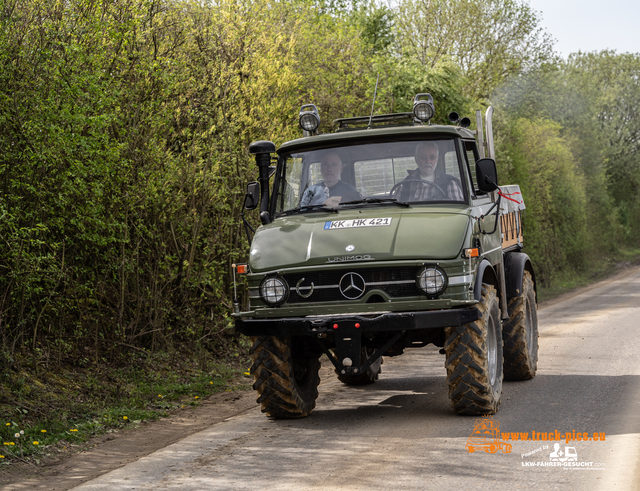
[475,107,495,159]
[485,106,495,159]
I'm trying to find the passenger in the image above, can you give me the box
[300,151,362,207]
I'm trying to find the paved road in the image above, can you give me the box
[73,267,640,490]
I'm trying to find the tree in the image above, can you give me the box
[566,51,640,240]
[394,0,555,101]
[495,118,589,286]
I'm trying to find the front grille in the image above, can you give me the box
[283,266,422,304]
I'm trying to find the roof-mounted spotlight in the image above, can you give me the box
[299,104,320,135]
[413,93,435,123]
[448,112,460,123]
[459,117,471,128]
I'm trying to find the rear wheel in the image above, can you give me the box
[250,336,321,419]
[444,284,503,415]
[336,347,382,385]
[503,271,539,380]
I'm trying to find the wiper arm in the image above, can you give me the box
[278,204,340,216]
[339,197,410,208]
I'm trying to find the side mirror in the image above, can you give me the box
[476,158,499,193]
[244,181,260,210]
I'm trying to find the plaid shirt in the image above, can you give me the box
[398,169,465,202]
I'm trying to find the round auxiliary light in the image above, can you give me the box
[260,277,289,306]
[417,267,447,296]
[299,104,320,133]
[413,101,435,121]
[413,93,435,122]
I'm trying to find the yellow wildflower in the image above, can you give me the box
[70,429,78,432]
[41,429,47,433]
[9,442,15,445]
[5,423,9,426]
[33,441,39,445]
[195,396,199,400]
[123,416,128,420]
[209,381,213,384]
[0,455,4,458]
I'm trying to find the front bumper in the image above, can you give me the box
[235,307,479,337]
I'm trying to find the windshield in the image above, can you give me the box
[274,139,467,214]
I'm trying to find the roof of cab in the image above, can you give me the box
[277,124,476,154]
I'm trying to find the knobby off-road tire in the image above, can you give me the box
[444,284,503,415]
[250,336,321,419]
[503,270,539,380]
[336,347,382,385]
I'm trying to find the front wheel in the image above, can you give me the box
[250,336,321,419]
[503,271,539,380]
[444,284,503,415]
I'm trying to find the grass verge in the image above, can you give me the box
[537,246,640,303]
[0,346,252,467]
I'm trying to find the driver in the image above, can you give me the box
[397,142,464,201]
[300,151,362,207]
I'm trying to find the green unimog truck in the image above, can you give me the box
[232,95,539,418]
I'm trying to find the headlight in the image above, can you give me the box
[260,277,289,306]
[417,267,447,296]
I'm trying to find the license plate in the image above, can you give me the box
[324,217,392,230]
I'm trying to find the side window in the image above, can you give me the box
[309,162,322,184]
[464,141,481,194]
[444,151,461,178]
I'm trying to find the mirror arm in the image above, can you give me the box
[479,194,502,235]
[241,209,255,245]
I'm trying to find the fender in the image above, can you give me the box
[504,252,538,303]
[473,259,500,302]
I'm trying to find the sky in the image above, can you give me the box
[526,0,640,58]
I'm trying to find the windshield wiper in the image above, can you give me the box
[339,198,410,208]
[278,204,340,217]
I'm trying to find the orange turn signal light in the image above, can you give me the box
[235,263,249,274]
[464,248,479,258]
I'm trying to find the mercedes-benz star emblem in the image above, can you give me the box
[339,272,366,299]
[345,244,355,252]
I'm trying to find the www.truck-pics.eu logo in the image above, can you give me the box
[465,417,512,454]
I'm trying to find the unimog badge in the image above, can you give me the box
[327,255,373,263]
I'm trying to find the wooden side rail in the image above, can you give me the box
[501,210,523,248]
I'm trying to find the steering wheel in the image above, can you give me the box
[389,178,447,201]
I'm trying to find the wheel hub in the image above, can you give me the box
[487,316,498,387]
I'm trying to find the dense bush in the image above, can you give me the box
[1,0,638,368]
